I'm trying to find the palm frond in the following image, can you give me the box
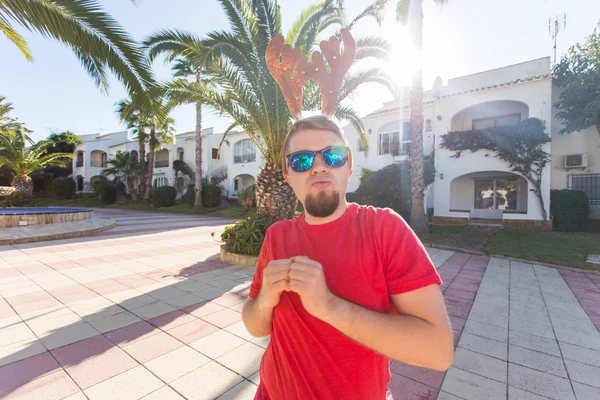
[0,17,32,60]
[346,0,387,30]
[338,68,397,103]
[1,0,155,94]
[142,28,204,63]
[355,36,392,61]
[396,0,409,25]
[334,105,368,151]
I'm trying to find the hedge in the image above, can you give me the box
[152,186,177,208]
[550,189,590,232]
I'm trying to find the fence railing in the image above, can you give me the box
[234,154,256,164]
[75,160,84,168]
[90,161,107,168]
[154,160,169,168]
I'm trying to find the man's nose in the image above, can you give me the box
[310,154,328,173]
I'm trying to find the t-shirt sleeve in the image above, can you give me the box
[381,209,442,295]
[248,227,274,299]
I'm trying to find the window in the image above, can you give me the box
[379,122,411,156]
[569,174,600,204]
[473,113,521,130]
[179,152,184,161]
[212,148,219,159]
[131,151,138,163]
[234,179,239,191]
[176,177,184,191]
[474,177,518,210]
[76,152,84,168]
[153,177,168,189]
[234,139,256,164]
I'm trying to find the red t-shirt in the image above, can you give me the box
[249,203,442,400]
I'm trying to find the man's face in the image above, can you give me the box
[283,129,353,218]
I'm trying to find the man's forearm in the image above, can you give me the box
[241,296,274,338]
[323,297,454,371]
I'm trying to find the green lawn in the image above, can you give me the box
[484,229,600,271]
[418,225,465,245]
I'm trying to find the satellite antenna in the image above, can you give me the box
[549,13,567,65]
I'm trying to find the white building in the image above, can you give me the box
[73,56,599,228]
[344,56,598,229]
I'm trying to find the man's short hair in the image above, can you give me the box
[281,115,353,174]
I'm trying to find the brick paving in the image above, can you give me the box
[0,208,599,399]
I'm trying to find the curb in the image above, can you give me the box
[423,242,600,276]
[0,218,116,246]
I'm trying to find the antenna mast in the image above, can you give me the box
[549,13,567,65]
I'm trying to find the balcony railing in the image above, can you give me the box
[90,161,107,168]
[234,154,256,164]
[154,160,169,168]
[76,160,84,168]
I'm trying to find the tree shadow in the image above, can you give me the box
[0,254,257,398]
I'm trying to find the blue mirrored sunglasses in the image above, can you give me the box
[285,146,349,173]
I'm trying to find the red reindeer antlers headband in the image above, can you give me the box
[266,28,357,118]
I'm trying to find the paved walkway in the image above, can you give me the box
[0,209,599,399]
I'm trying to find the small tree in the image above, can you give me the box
[553,23,600,137]
[0,129,72,195]
[440,118,551,220]
[101,151,141,201]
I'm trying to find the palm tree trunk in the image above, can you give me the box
[193,74,204,209]
[143,126,156,202]
[126,176,139,202]
[11,174,33,196]
[255,162,297,220]
[408,0,429,233]
[138,140,146,198]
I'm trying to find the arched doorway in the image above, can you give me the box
[233,174,256,194]
[76,175,84,191]
[450,171,528,218]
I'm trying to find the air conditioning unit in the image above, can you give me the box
[564,153,588,169]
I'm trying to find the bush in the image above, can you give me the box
[0,192,36,207]
[99,182,117,204]
[92,177,108,197]
[352,163,412,221]
[152,186,177,208]
[185,184,195,206]
[51,177,76,199]
[221,215,276,256]
[551,189,590,232]
[202,183,222,207]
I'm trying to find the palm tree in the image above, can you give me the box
[397,0,447,232]
[0,0,153,95]
[115,96,176,202]
[142,33,210,209]
[101,151,141,201]
[0,129,72,195]
[162,0,395,220]
[0,96,31,140]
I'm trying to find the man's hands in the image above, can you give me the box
[256,256,339,321]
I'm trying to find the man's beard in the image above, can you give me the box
[304,190,340,218]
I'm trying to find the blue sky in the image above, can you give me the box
[0,0,598,143]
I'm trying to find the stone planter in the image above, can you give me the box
[220,244,258,267]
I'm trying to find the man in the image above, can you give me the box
[242,116,454,399]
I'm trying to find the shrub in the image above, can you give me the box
[99,182,117,204]
[551,189,590,232]
[185,184,195,206]
[0,192,36,207]
[152,186,177,208]
[353,163,412,221]
[92,177,108,197]
[202,183,222,207]
[236,185,256,208]
[51,177,76,199]
[221,215,276,256]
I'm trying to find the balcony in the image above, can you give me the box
[234,154,256,164]
[154,160,169,168]
[76,160,84,168]
[90,161,107,168]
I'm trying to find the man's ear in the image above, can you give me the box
[283,171,290,185]
[348,167,353,180]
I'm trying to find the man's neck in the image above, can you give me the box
[304,200,349,226]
